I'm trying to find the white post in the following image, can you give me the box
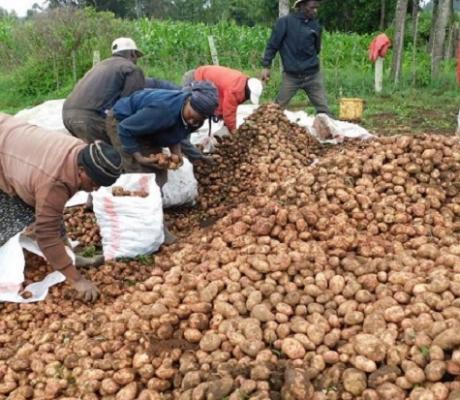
[92,50,101,67]
[375,57,384,93]
[207,36,219,66]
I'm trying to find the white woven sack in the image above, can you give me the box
[163,158,198,208]
[93,174,164,260]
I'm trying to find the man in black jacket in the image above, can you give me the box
[261,0,330,115]
[63,37,145,143]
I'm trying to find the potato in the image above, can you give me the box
[115,382,138,400]
[113,369,135,386]
[100,378,119,395]
[281,338,306,360]
[433,328,460,350]
[343,368,367,396]
[425,361,446,382]
[199,332,222,352]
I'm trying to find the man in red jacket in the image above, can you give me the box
[182,65,263,134]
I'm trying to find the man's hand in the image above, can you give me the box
[71,278,100,302]
[200,155,217,166]
[262,68,271,83]
[133,152,169,169]
[169,143,183,158]
[133,152,155,167]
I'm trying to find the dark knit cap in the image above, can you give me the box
[78,142,122,187]
[185,80,219,118]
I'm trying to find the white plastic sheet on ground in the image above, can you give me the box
[285,110,374,144]
[0,191,88,303]
[93,174,164,260]
[193,104,374,146]
[15,99,68,135]
[0,233,68,303]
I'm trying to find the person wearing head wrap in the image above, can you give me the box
[106,80,218,180]
[105,81,218,244]
[0,113,122,302]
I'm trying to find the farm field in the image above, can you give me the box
[0,5,460,400]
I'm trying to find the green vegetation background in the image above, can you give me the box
[0,8,457,133]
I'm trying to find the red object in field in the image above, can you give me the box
[369,33,391,63]
[457,42,460,86]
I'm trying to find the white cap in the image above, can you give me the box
[248,78,263,105]
[111,37,144,57]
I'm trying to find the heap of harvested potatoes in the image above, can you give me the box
[1,103,460,400]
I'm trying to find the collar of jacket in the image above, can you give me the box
[292,11,314,23]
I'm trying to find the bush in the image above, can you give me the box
[0,10,456,111]
[1,8,128,97]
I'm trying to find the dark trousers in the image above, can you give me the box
[277,71,330,115]
[63,109,110,143]
[105,112,167,188]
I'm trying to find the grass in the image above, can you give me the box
[361,87,458,136]
[0,65,457,137]
[0,72,73,115]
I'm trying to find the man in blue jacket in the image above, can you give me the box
[261,0,330,115]
[106,81,218,185]
[106,81,218,244]
[144,78,214,164]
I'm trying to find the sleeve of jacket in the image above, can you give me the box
[118,106,174,154]
[34,183,73,271]
[222,92,239,132]
[121,66,146,98]
[315,25,323,54]
[262,17,287,68]
[145,77,181,91]
[181,137,204,161]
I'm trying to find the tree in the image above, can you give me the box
[431,0,452,76]
[318,0,398,33]
[46,0,138,18]
[411,0,420,84]
[443,0,456,58]
[391,0,409,85]
[380,0,386,30]
[428,0,439,52]
[46,0,80,6]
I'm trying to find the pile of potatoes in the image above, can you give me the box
[64,206,101,247]
[2,103,460,400]
[149,153,182,170]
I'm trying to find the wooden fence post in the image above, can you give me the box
[207,36,219,66]
[93,50,101,67]
[71,50,77,83]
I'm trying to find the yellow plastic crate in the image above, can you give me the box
[339,98,364,121]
